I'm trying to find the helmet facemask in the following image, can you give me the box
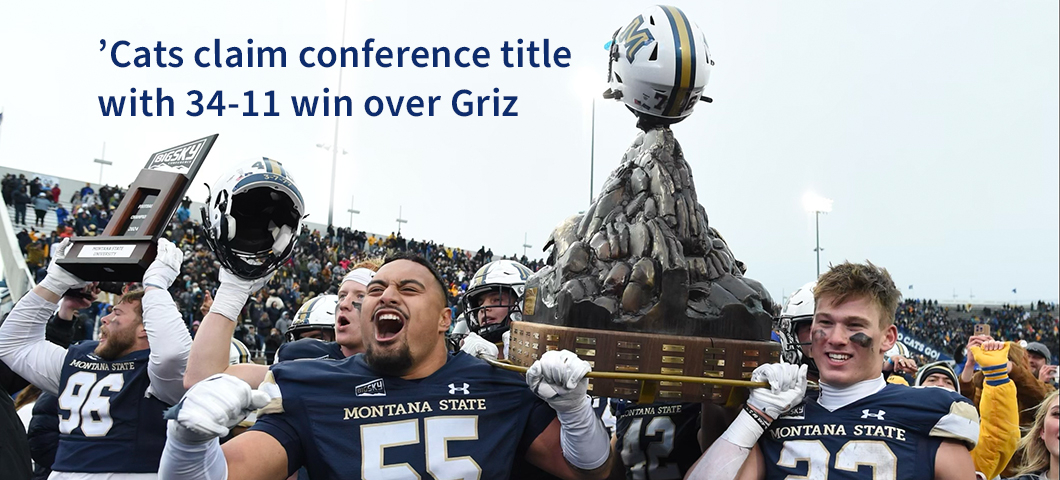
[465,285,522,344]
[777,315,819,378]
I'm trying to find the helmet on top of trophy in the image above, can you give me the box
[462,260,534,344]
[776,281,818,377]
[286,294,338,343]
[604,5,713,123]
[201,157,304,279]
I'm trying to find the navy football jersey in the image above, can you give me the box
[52,342,170,473]
[759,383,978,480]
[275,337,345,363]
[251,351,557,479]
[614,401,702,480]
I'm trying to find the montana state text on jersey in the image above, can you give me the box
[758,384,978,480]
[54,342,171,473]
[250,351,556,479]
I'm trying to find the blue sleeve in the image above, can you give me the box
[248,413,306,477]
[517,396,557,458]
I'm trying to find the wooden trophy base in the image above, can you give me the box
[508,321,779,404]
[57,236,159,282]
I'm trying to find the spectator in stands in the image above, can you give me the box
[1004,390,1058,480]
[12,186,29,225]
[274,311,291,337]
[54,204,68,228]
[31,192,52,228]
[176,199,191,223]
[1026,342,1058,385]
[241,324,264,358]
[78,182,93,199]
[264,328,283,365]
[49,183,60,204]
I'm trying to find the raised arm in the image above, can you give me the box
[184,268,270,389]
[0,238,88,395]
[141,238,194,405]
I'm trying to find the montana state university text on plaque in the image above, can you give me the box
[58,134,217,281]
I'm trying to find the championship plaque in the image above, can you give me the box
[58,134,217,281]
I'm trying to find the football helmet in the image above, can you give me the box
[201,158,304,279]
[446,314,470,353]
[604,5,713,121]
[286,294,338,343]
[776,281,818,377]
[884,341,911,362]
[229,338,251,365]
[462,260,533,343]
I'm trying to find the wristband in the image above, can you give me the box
[720,408,768,449]
[743,404,772,429]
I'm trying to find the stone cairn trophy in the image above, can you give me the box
[510,127,780,404]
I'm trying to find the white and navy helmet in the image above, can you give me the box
[286,294,338,343]
[776,281,818,377]
[604,5,713,121]
[201,158,304,279]
[462,260,533,343]
[230,338,251,365]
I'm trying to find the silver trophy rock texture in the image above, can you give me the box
[523,127,774,341]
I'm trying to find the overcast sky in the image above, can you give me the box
[0,1,1057,303]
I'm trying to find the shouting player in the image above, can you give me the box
[160,253,615,479]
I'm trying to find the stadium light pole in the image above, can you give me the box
[396,206,408,235]
[347,195,360,229]
[325,0,350,228]
[802,192,833,278]
[573,69,599,206]
[522,232,532,258]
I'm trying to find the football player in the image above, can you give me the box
[282,294,336,343]
[0,238,191,478]
[160,253,615,479]
[458,259,534,361]
[274,265,376,363]
[686,261,979,480]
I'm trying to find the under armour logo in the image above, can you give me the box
[861,409,886,420]
[448,383,470,395]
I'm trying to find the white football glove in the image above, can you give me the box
[460,332,498,361]
[142,238,183,290]
[209,268,273,322]
[169,373,270,444]
[526,349,591,413]
[748,363,808,419]
[39,238,90,297]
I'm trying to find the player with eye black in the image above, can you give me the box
[686,261,980,480]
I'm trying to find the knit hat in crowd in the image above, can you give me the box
[915,362,960,395]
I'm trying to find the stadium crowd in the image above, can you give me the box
[896,298,1059,364]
